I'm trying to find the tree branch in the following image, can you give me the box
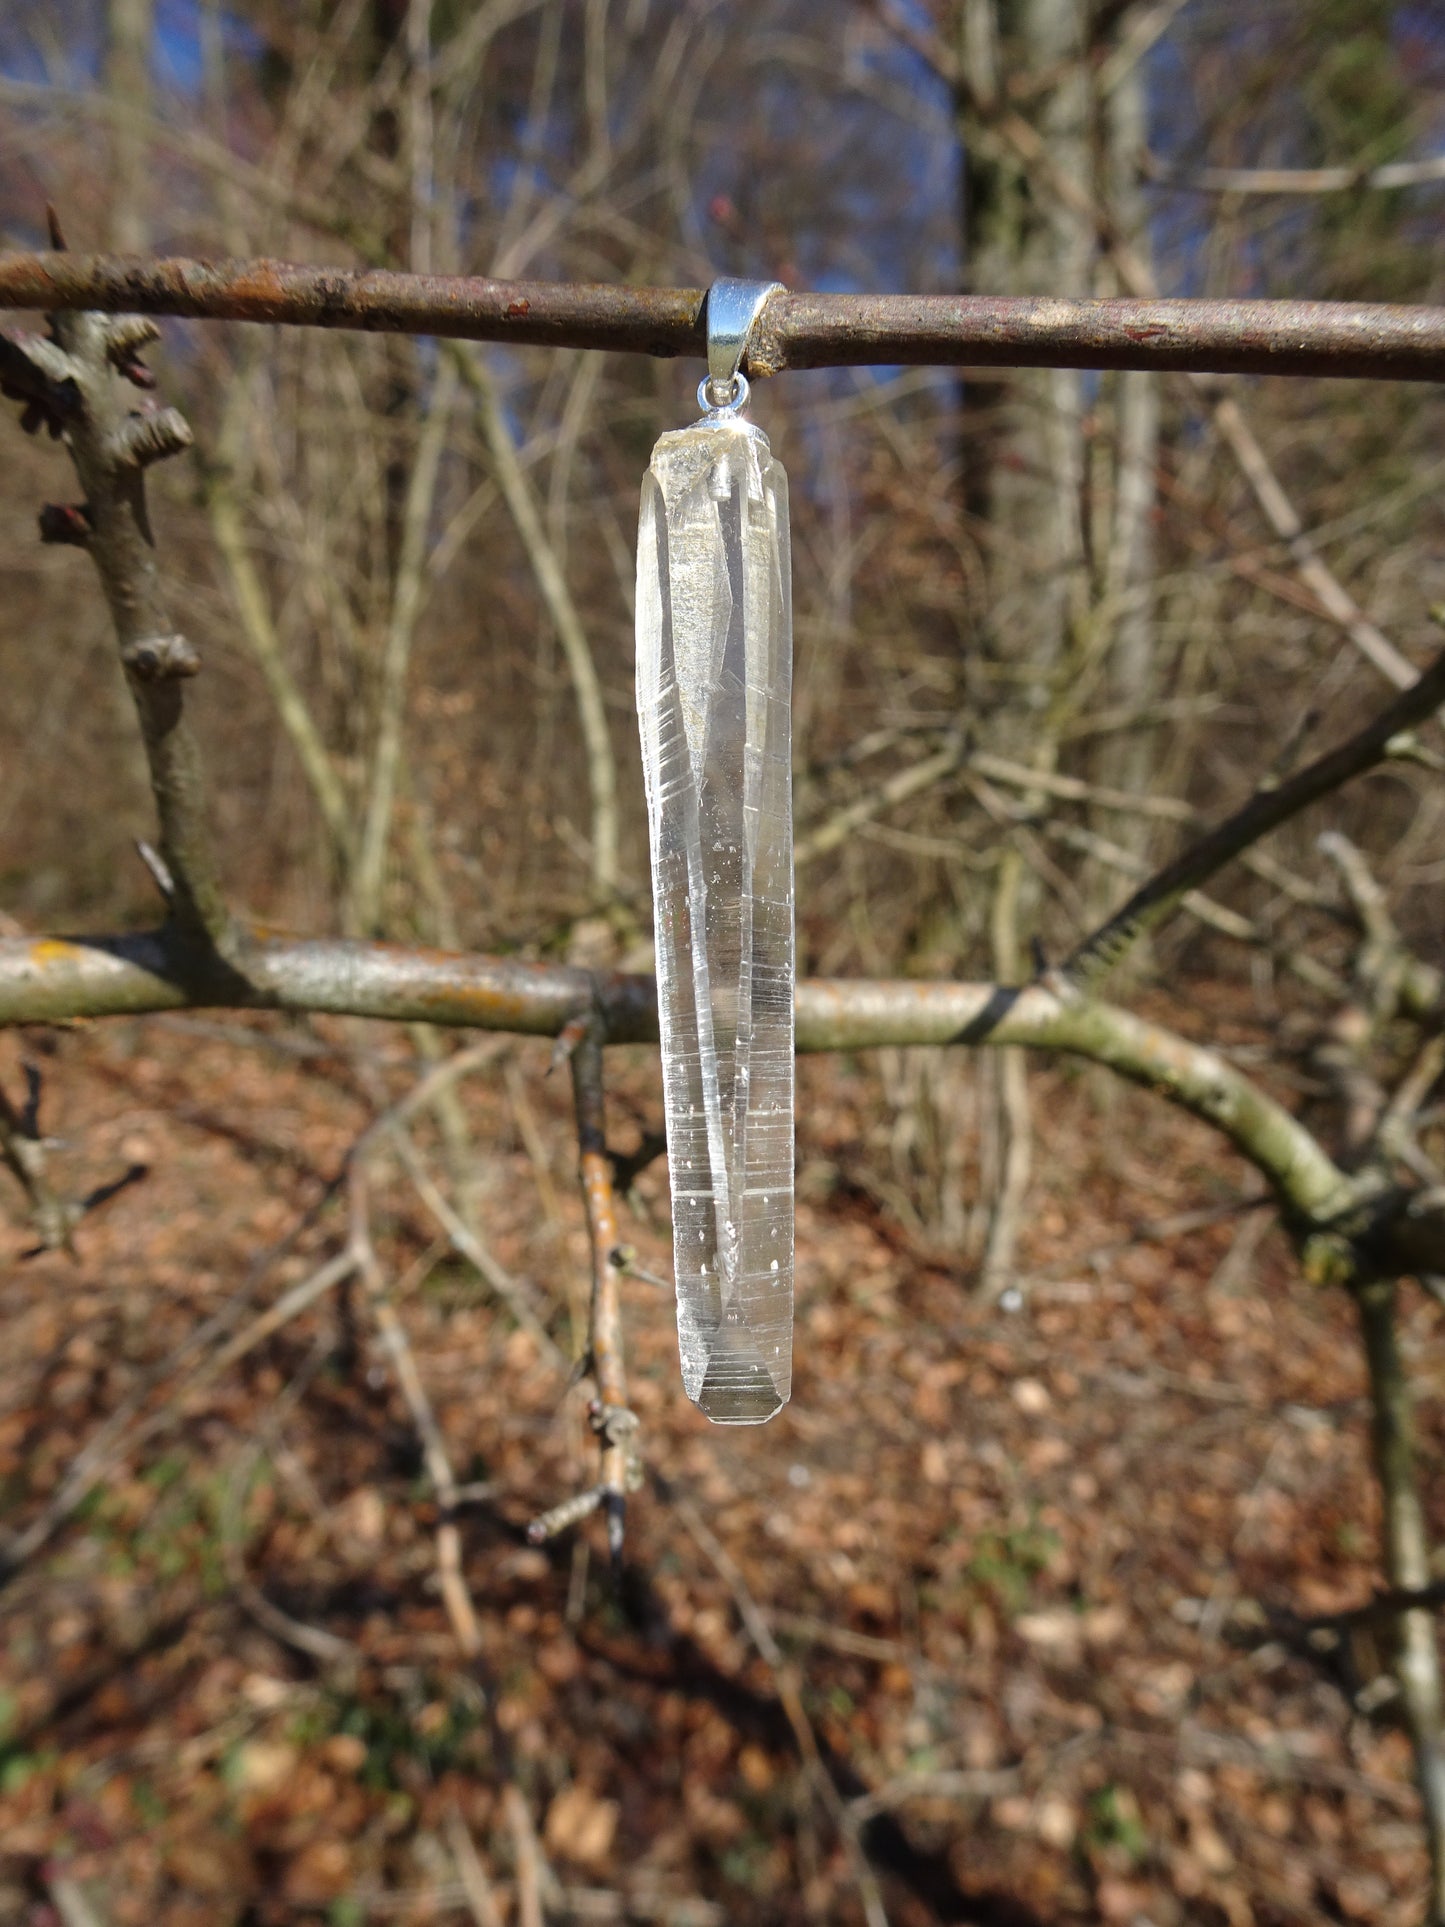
[1319,832,1445,1023]
[526,1021,643,1555]
[1146,150,1445,197]
[2,296,240,956]
[1355,1280,1445,1925]
[0,1063,73,1252]
[563,1025,639,1559]
[665,1481,891,1927]
[1064,647,1445,992]
[5,927,1432,1269]
[206,456,356,864]
[348,1153,484,1660]
[452,344,620,904]
[3,252,1445,379]
[353,357,459,932]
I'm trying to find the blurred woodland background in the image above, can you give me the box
[2,3,1445,1924]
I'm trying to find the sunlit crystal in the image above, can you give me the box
[635,411,793,1424]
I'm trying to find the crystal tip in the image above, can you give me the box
[694,1340,791,1426]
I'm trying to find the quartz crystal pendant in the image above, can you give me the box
[635,405,793,1424]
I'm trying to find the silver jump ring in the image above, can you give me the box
[699,371,750,415]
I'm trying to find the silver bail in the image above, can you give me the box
[702,277,783,413]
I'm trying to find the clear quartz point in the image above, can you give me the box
[635,409,794,1424]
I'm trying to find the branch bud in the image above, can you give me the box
[20,402,61,439]
[0,329,80,437]
[103,315,161,361]
[38,503,93,546]
[104,315,161,389]
[106,407,193,470]
[121,632,201,680]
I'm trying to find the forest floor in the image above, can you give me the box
[0,988,1440,1927]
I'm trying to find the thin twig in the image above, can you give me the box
[1355,1280,1445,1923]
[0,1239,357,1583]
[1376,1036,1445,1168]
[1209,394,1418,689]
[206,456,355,862]
[0,1064,74,1251]
[1147,149,1445,196]
[847,1767,1021,1824]
[1010,1194,1275,1298]
[44,1872,108,1927]
[391,1127,565,1369]
[1064,647,1445,990]
[453,345,620,904]
[443,1804,506,1927]
[353,357,459,930]
[222,1340,360,1669]
[1047,817,1349,1000]
[349,1157,484,1659]
[352,1880,723,1922]
[1319,829,1400,950]
[0,1042,521,1586]
[668,1486,890,1927]
[505,1784,547,1927]
[1319,831,1444,1023]
[572,1029,626,1425]
[528,1025,640,1557]
[796,736,966,866]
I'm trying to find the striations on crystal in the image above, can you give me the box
[635,411,793,1424]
